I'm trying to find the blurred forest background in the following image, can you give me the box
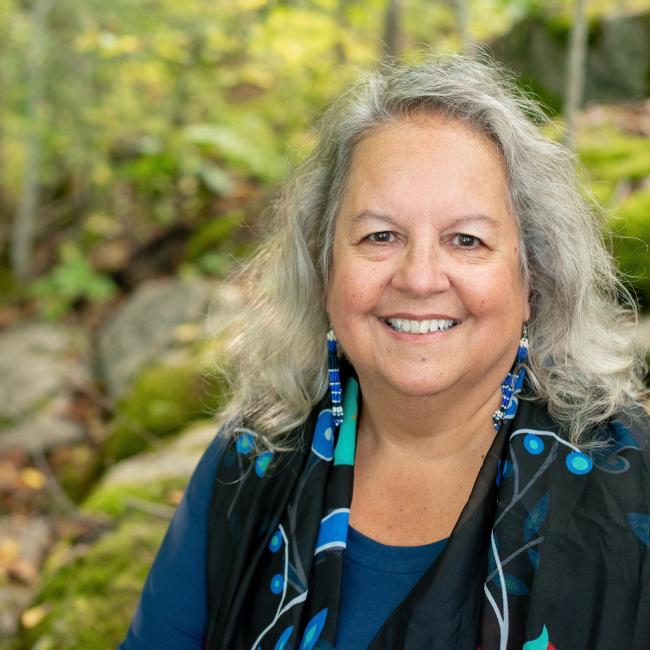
[0,0,649,648]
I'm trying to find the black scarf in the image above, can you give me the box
[205,380,650,649]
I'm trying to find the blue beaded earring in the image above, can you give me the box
[492,324,529,431]
[327,329,344,427]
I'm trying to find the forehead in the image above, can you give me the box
[349,114,506,183]
[340,114,513,223]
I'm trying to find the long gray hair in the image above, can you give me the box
[216,54,646,448]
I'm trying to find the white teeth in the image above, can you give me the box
[386,318,456,334]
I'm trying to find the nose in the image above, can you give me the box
[391,240,451,296]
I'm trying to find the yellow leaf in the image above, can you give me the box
[166,489,183,505]
[0,539,19,566]
[21,605,50,629]
[20,468,47,490]
[173,323,201,343]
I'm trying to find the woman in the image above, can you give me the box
[121,55,649,650]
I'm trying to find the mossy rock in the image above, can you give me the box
[103,360,223,463]
[83,476,187,519]
[579,127,650,185]
[609,189,650,310]
[10,520,167,650]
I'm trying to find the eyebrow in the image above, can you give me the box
[349,210,501,229]
[350,210,401,227]
[447,214,501,229]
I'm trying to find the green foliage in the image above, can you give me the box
[183,211,249,275]
[103,360,223,463]
[3,0,646,287]
[0,266,22,306]
[609,190,650,309]
[10,521,167,650]
[29,243,118,319]
[579,128,650,186]
[185,120,286,183]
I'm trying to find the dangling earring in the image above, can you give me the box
[327,329,344,427]
[492,324,529,431]
[516,323,529,367]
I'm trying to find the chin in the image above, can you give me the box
[377,372,458,399]
[393,383,452,398]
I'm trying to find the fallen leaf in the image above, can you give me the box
[0,539,19,566]
[22,604,51,629]
[173,323,201,343]
[9,557,38,584]
[166,489,183,505]
[20,468,47,490]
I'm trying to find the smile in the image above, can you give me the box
[384,318,458,334]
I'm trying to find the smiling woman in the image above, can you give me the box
[120,55,650,650]
[327,116,528,409]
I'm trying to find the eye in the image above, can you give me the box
[366,231,396,244]
[451,233,482,248]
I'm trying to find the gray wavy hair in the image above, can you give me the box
[216,54,646,448]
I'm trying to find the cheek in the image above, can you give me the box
[330,274,377,316]
[463,264,525,315]
[328,256,386,314]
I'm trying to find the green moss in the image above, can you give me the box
[50,445,104,504]
[609,189,650,309]
[103,360,223,463]
[83,477,187,518]
[579,127,650,184]
[11,520,167,650]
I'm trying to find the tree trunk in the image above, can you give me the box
[334,0,349,64]
[382,0,401,60]
[10,0,56,280]
[563,0,588,149]
[454,0,471,54]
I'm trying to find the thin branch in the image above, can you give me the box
[124,496,175,520]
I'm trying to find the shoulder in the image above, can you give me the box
[511,397,648,530]
[590,402,650,476]
[517,396,649,475]
[583,404,650,548]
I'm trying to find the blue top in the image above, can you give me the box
[120,435,447,649]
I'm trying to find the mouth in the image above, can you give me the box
[383,317,460,334]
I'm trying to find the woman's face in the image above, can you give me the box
[326,115,530,403]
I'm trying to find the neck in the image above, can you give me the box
[356,377,502,463]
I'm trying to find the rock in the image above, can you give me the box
[95,278,214,398]
[103,357,223,463]
[0,408,85,455]
[100,419,216,488]
[86,420,218,518]
[0,585,33,638]
[490,11,650,111]
[0,323,89,422]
